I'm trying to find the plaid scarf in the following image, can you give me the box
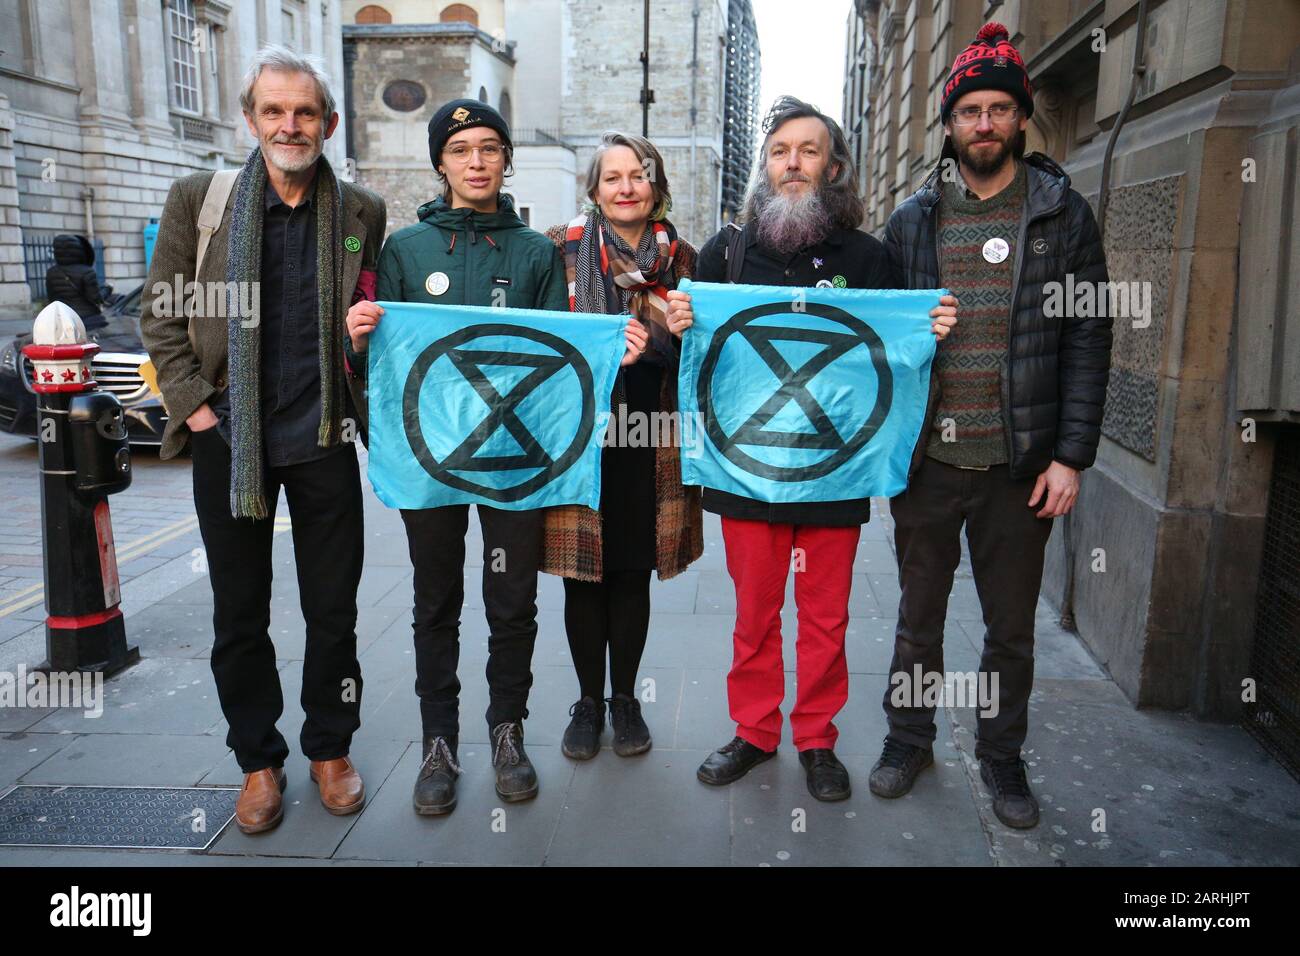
[225,147,345,518]
[563,208,679,366]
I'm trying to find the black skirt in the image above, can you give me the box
[599,361,661,572]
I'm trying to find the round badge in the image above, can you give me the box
[344,235,361,253]
[832,275,847,288]
[425,272,450,296]
[982,237,1010,264]
[815,279,833,289]
[1032,238,1048,255]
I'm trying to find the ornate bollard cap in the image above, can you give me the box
[22,301,99,392]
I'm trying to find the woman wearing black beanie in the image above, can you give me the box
[344,98,643,816]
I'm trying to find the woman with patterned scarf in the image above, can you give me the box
[542,132,704,761]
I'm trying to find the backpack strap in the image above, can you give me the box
[195,169,238,281]
[189,169,239,347]
[722,221,746,284]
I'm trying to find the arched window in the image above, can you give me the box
[478,86,489,103]
[355,4,392,23]
[498,91,512,126]
[440,4,479,27]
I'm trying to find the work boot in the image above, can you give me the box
[979,756,1040,829]
[413,734,461,816]
[308,756,365,816]
[608,694,652,756]
[490,721,539,802]
[696,736,776,786]
[561,697,604,760]
[235,767,286,834]
[799,748,851,801]
[868,737,934,798]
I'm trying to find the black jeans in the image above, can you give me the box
[191,427,364,773]
[399,505,543,737]
[562,571,652,700]
[883,457,1054,761]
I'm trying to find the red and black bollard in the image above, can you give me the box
[22,302,138,675]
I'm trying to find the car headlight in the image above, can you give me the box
[0,343,15,374]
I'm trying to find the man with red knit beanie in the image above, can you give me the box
[870,23,1112,829]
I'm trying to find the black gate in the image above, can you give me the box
[1244,427,1300,780]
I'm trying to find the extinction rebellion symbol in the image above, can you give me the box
[403,323,595,501]
[698,301,894,482]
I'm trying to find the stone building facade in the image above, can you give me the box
[0,0,347,315]
[842,0,1300,765]
[342,0,748,248]
[558,0,729,246]
[342,17,526,231]
[842,2,874,203]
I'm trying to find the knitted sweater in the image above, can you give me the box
[926,161,1026,467]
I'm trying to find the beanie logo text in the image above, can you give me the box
[941,21,1035,120]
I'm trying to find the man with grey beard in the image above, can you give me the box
[667,96,957,802]
[141,46,385,835]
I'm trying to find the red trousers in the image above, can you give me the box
[721,516,860,752]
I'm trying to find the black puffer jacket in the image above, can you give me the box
[45,234,105,319]
[883,152,1112,480]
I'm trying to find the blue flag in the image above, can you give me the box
[366,301,627,510]
[677,280,942,502]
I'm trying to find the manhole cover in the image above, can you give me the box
[0,785,239,850]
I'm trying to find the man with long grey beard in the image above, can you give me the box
[666,96,957,801]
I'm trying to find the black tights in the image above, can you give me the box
[562,571,652,700]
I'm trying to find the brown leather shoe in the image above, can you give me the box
[309,756,365,815]
[235,767,286,834]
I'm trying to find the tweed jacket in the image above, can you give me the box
[140,165,386,459]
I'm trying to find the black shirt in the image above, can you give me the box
[693,223,899,526]
[212,177,334,467]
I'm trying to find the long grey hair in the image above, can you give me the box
[739,95,865,232]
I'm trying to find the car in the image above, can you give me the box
[0,283,168,446]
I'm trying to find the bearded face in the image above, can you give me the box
[263,130,323,173]
[750,170,835,257]
[243,68,335,175]
[949,122,1023,176]
[944,92,1027,177]
[739,110,864,248]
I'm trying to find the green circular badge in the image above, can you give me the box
[344,235,361,253]
[832,275,847,288]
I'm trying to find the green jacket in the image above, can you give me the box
[344,193,567,433]
[374,192,567,312]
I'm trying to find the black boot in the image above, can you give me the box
[799,748,851,801]
[490,721,539,802]
[979,756,1040,829]
[696,736,776,786]
[868,736,934,798]
[607,694,652,757]
[413,734,460,816]
[562,697,605,760]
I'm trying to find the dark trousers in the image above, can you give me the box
[562,571,652,700]
[883,458,1054,761]
[399,505,543,737]
[191,428,364,773]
